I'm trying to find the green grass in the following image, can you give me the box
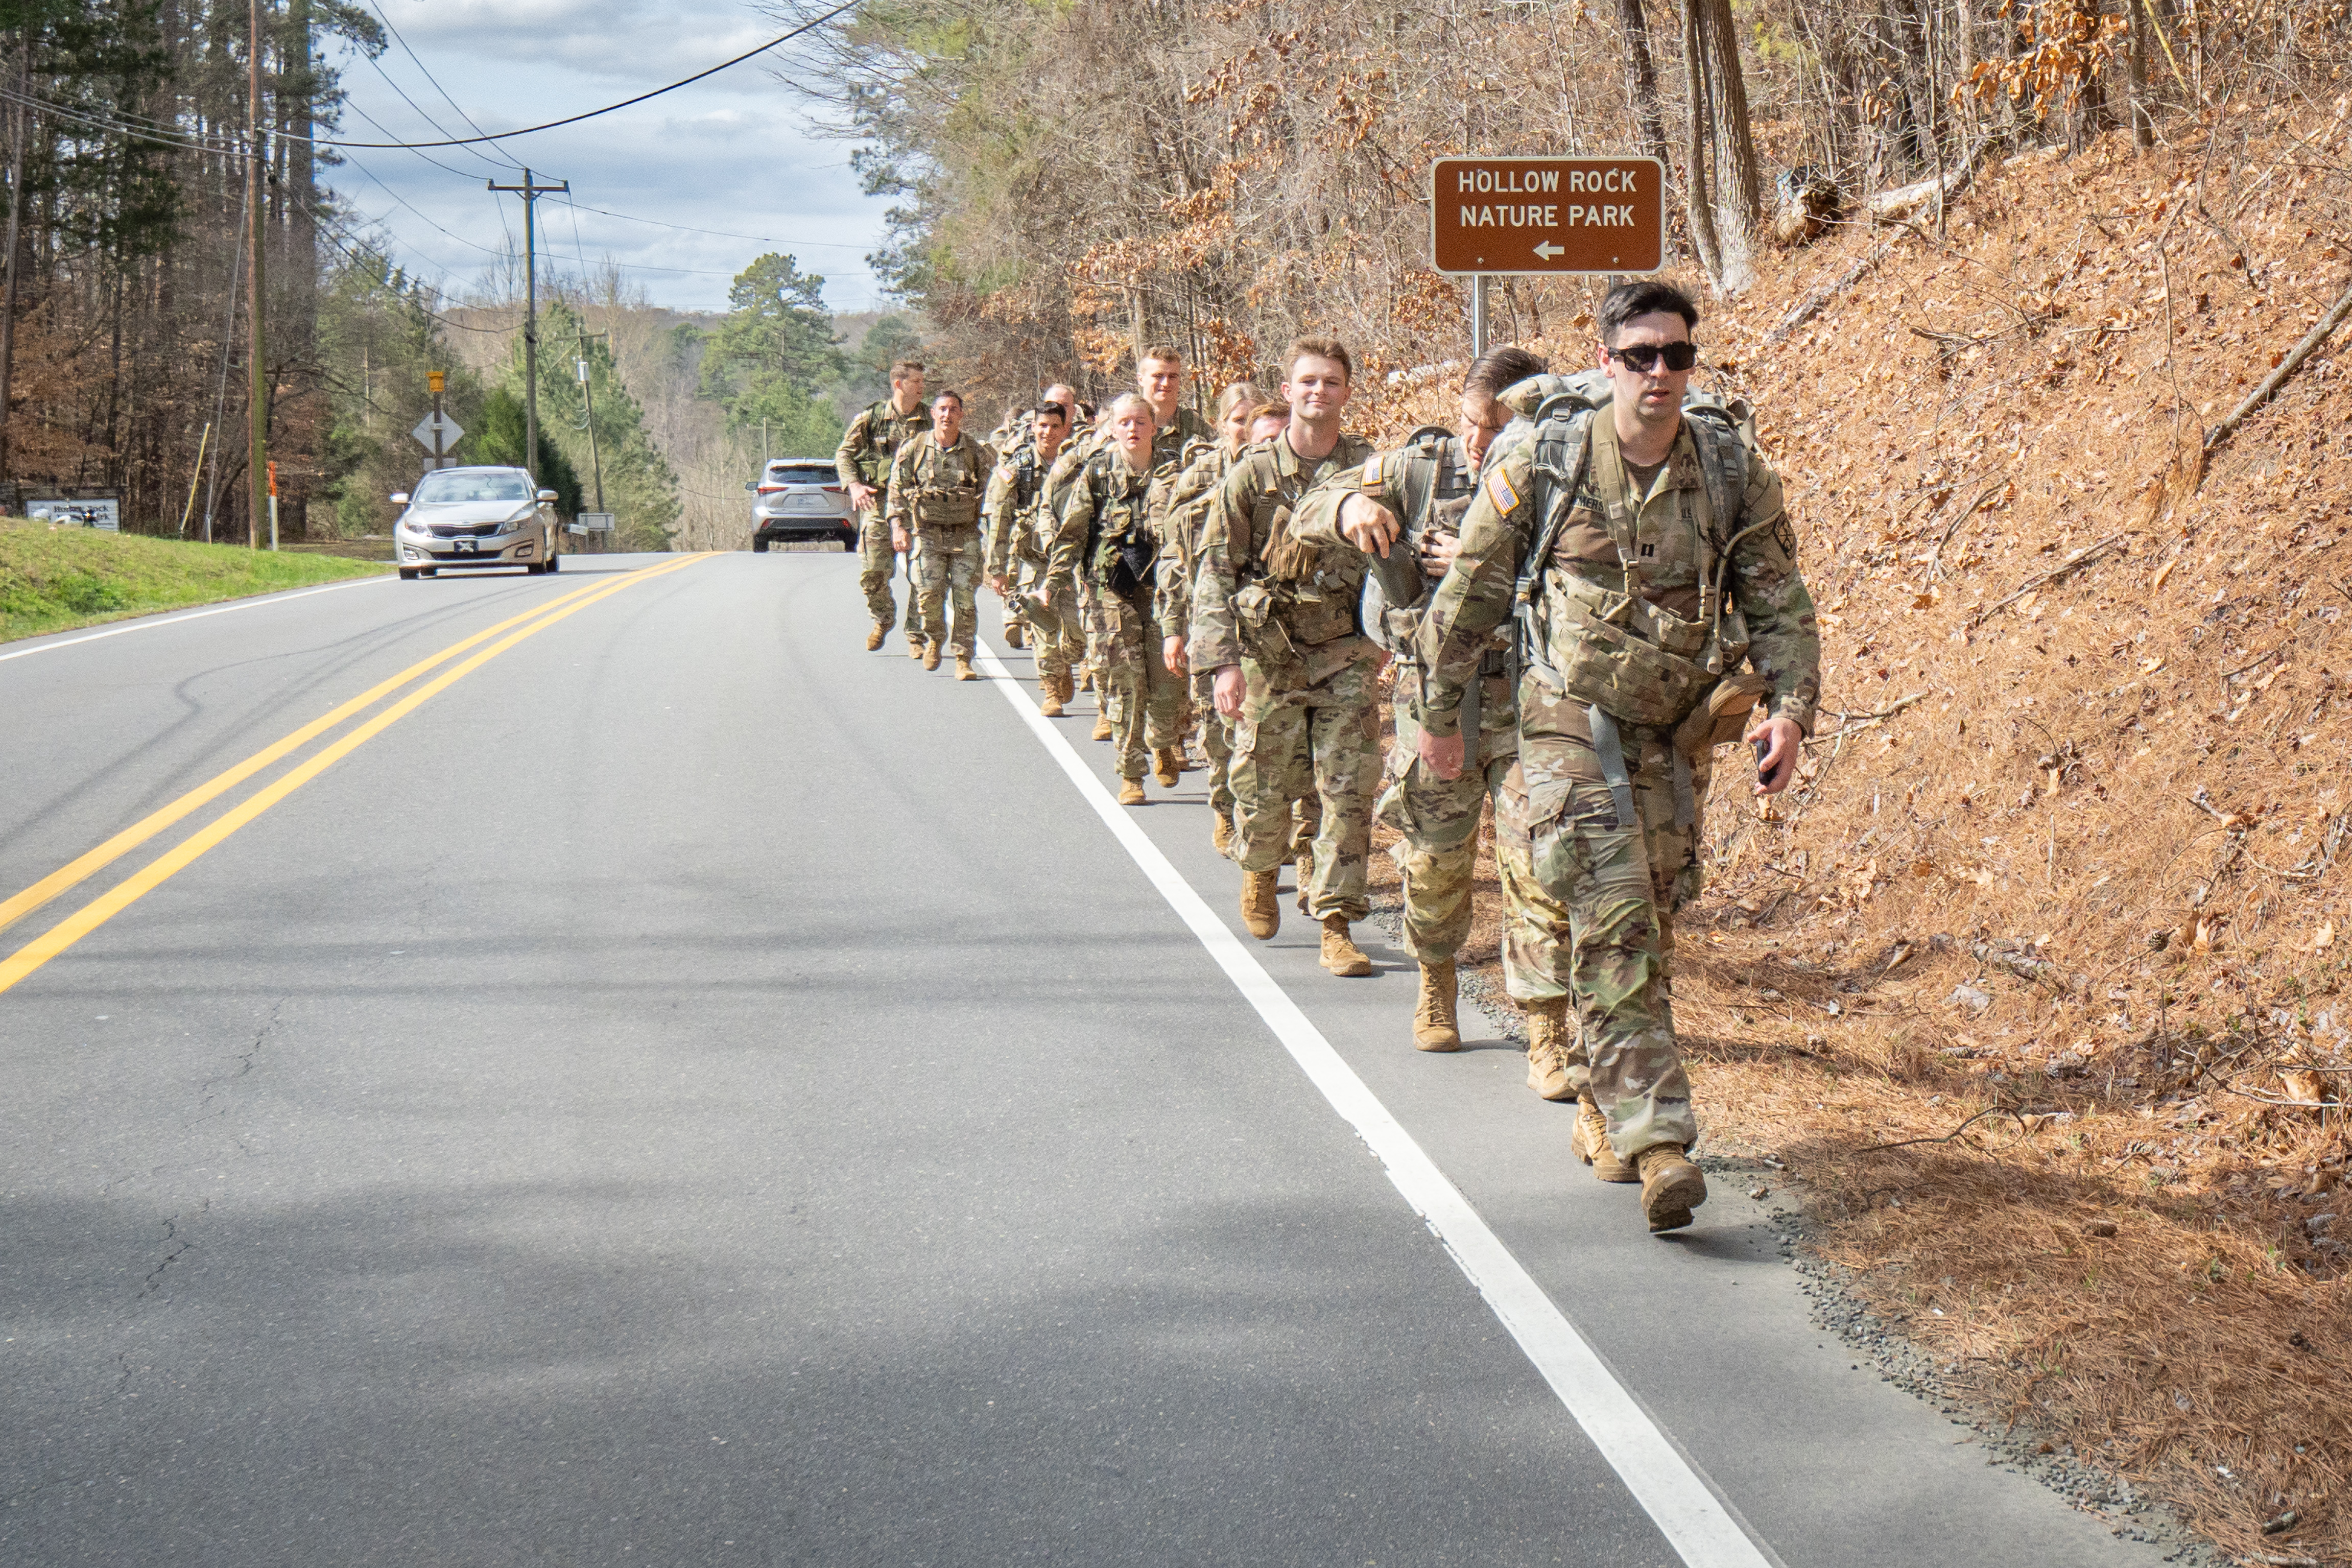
[0,519,391,645]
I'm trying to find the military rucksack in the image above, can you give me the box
[1359,425,1475,653]
[1506,368,1771,728]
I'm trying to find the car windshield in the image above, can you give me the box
[414,472,531,504]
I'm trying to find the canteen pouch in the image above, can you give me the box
[1671,669,1771,758]
[1232,581,1297,665]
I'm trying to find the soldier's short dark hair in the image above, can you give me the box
[1246,401,1290,428]
[1036,400,1071,425]
[888,359,925,382]
[1139,343,1183,365]
[1463,346,1549,402]
[1596,282,1698,344]
[1286,337,1353,382]
[932,388,964,410]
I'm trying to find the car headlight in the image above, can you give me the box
[399,515,431,534]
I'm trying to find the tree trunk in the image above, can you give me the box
[1693,0,1761,229]
[1617,0,1673,167]
[1681,0,1724,281]
[0,35,28,489]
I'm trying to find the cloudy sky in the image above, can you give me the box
[325,0,891,316]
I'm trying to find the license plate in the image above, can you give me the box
[784,495,828,514]
[453,539,478,554]
[781,540,842,553]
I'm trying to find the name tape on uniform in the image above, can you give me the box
[1430,156,1665,276]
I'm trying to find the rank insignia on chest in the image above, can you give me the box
[1484,469,1520,514]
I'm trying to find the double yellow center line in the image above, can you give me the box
[0,553,709,997]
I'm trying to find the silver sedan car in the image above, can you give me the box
[393,467,563,579]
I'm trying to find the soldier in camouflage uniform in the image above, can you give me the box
[1387,280,1820,1233]
[1043,394,1184,802]
[1156,384,1265,851]
[985,382,1081,650]
[1193,339,1382,979]
[1292,346,1549,1052]
[985,398,1077,712]
[837,360,933,654]
[887,389,996,680]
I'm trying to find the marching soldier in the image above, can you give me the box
[837,360,933,655]
[1043,394,1184,803]
[1192,339,1381,978]
[985,398,1077,712]
[886,389,996,680]
[1292,345,1548,1051]
[1155,384,1266,850]
[1366,280,1821,1234]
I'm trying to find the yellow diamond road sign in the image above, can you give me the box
[1431,156,1666,276]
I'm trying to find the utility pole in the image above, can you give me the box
[485,169,568,484]
[569,330,607,514]
[247,0,267,548]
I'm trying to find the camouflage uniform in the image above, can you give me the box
[1156,444,1240,818]
[887,430,996,657]
[1415,395,1820,1160]
[836,399,933,639]
[1193,430,1381,920]
[984,437,1077,686]
[1292,427,1532,979]
[1046,448,1184,781]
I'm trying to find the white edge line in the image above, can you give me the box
[972,642,1780,1568]
[0,575,392,664]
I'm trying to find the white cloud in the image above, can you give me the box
[328,0,890,314]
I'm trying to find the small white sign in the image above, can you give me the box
[411,413,465,453]
[32,500,119,530]
[578,512,615,532]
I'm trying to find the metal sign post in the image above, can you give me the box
[1431,155,1667,352]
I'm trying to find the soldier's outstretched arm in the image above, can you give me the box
[1724,455,1823,746]
[835,412,872,504]
[1411,443,1533,740]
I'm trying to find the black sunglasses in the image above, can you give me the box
[1607,342,1699,373]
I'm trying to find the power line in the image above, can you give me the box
[358,0,526,170]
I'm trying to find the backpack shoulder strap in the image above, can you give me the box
[1513,409,1597,611]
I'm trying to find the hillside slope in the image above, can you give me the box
[1391,112,2350,1564]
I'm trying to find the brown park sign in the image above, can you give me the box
[1430,156,1665,276]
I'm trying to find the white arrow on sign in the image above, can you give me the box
[410,413,465,452]
[1532,241,1564,261]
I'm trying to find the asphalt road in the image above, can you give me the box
[0,553,2174,1566]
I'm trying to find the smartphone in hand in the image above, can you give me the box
[1753,733,1773,787]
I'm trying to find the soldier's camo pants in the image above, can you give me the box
[913,525,983,656]
[1379,666,1531,981]
[1230,654,1381,922]
[1193,670,1234,817]
[1495,722,1709,1162]
[857,513,922,637]
[1101,588,1184,779]
[1017,559,1077,686]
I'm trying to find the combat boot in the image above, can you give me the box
[1078,670,1094,693]
[907,637,925,660]
[1118,777,1145,805]
[955,654,978,681]
[1091,712,1113,742]
[1573,1095,1637,1182]
[865,623,888,652]
[1040,687,1066,718]
[1319,916,1372,978]
[1153,748,1181,788]
[1524,997,1575,1101]
[1006,623,1025,649]
[1241,870,1280,939]
[1634,1145,1707,1233]
[1211,812,1234,855]
[1412,960,1461,1051]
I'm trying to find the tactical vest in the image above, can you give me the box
[1080,454,1158,600]
[1360,426,1477,654]
[1231,435,1375,657]
[904,435,986,530]
[1510,369,1765,728]
[850,400,930,488]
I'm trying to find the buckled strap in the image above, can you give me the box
[1588,703,1636,831]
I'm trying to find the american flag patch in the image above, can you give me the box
[1485,468,1521,514]
[1360,454,1385,489]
